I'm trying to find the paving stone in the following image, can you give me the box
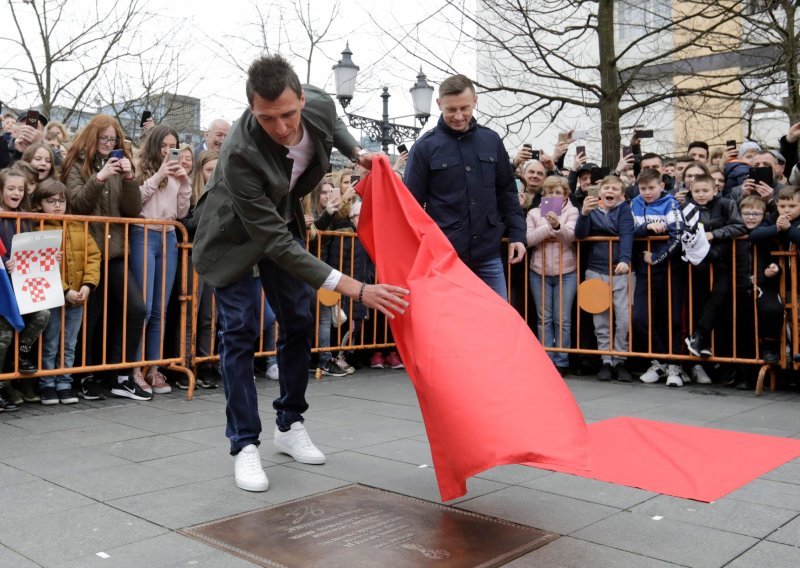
[505,535,679,567]
[166,425,231,451]
[761,461,800,484]
[0,480,94,521]
[343,399,424,422]
[0,502,167,566]
[48,462,197,501]
[307,407,396,426]
[143,448,238,483]
[130,409,228,435]
[727,540,800,568]
[728,479,800,511]
[99,434,210,462]
[631,494,798,538]
[54,530,260,568]
[0,462,37,488]
[717,401,800,433]
[0,544,39,568]
[522,472,656,509]
[107,477,282,530]
[571,510,759,567]
[457,485,619,535]
[49,422,155,447]
[703,421,797,438]
[147,395,226,414]
[475,464,554,485]
[767,513,800,547]
[637,396,770,422]
[304,417,426,450]
[354,437,433,465]
[6,412,108,434]
[3,446,131,479]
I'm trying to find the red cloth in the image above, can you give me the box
[528,416,800,502]
[356,156,590,501]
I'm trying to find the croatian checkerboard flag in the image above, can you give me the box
[355,156,589,501]
[0,240,24,331]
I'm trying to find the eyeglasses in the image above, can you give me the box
[741,211,764,218]
[44,197,67,206]
[98,136,119,145]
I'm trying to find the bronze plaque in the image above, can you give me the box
[180,484,558,567]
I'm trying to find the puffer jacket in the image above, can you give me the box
[64,153,143,260]
[39,219,101,292]
[525,200,578,276]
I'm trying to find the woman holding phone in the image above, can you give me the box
[525,175,579,375]
[129,124,192,395]
[62,115,150,400]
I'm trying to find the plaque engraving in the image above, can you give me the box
[180,484,558,567]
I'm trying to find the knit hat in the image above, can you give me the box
[738,141,761,158]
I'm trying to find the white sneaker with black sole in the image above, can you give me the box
[666,365,684,387]
[111,376,153,401]
[640,360,666,383]
[234,444,269,492]
[274,422,326,464]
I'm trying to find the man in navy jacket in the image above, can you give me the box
[404,74,526,300]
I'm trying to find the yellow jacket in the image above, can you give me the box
[40,220,101,292]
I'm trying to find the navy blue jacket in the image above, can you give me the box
[574,201,634,274]
[404,115,525,264]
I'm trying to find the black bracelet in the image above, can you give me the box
[358,282,366,303]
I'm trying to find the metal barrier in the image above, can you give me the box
[0,211,194,394]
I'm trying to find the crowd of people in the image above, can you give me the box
[1,90,799,414]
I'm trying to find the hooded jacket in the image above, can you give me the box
[631,191,683,271]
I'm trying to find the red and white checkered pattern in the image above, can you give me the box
[37,247,59,272]
[13,250,37,275]
[21,277,51,303]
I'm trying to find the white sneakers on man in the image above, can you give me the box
[274,422,326,464]
[234,444,269,492]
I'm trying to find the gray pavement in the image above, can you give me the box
[0,368,798,567]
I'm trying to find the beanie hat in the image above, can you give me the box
[738,141,761,158]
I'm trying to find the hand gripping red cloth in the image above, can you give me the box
[355,156,590,501]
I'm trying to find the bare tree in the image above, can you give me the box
[0,0,171,126]
[374,0,749,165]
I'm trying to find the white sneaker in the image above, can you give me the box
[274,422,326,464]
[335,355,355,375]
[234,444,269,492]
[640,360,666,384]
[691,364,712,384]
[666,365,684,387]
[266,364,279,381]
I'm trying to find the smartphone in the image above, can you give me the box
[522,143,532,149]
[576,145,586,157]
[109,149,125,160]
[726,140,737,149]
[397,143,408,154]
[168,148,180,162]
[636,129,654,139]
[749,166,774,187]
[622,145,633,158]
[557,132,567,144]
[140,110,152,128]
[330,187,341,202]
[631,143,641,156]
[531,150,541,160]
[350,174,361,186]
[587,185,600,199]
[26,110,39,128]
[540,196,564,217]
[590,166,610,184]
[572,129,588,140]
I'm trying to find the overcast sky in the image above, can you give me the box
[1,0,477,136]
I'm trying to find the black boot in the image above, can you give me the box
[17,344,37,374]
[761,340,779,365]
[0,383,19,412]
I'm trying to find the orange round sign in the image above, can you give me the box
[578,278,611,314]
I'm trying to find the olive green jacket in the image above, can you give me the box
[192,85,359,288]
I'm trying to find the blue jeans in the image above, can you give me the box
[40,305,84,390]
[129,227,178,361]
[466,256,508,301]
[215,231,314,454]
[529,271,577,367]
[250,276,277,366]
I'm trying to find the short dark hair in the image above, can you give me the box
[691,173,714,188]
[676,154,695,164]
[439,74,475,97]
[31,179,69,212]
[246,54,302,106]
[637,168,662,186]
[688,141,709,153]
[640,152,662,164]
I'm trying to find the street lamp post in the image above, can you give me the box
[332,43,434,153]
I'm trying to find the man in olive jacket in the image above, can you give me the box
[192,55,408,493]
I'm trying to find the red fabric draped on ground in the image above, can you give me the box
[355,156,800,503]
[527,417,800,502]
[355,156,590,501]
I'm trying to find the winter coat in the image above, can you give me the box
[525,200,579,275]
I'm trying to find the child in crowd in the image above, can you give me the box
[631,168,686,386]
[734,196,784,389]
[0,168,50,404]
[526,175,578,375]
[21,143,57,182]
[681,174,745,382]
[31,179,101,404]
[575,175,635,381]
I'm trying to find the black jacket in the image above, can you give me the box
[682,195,745,265]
